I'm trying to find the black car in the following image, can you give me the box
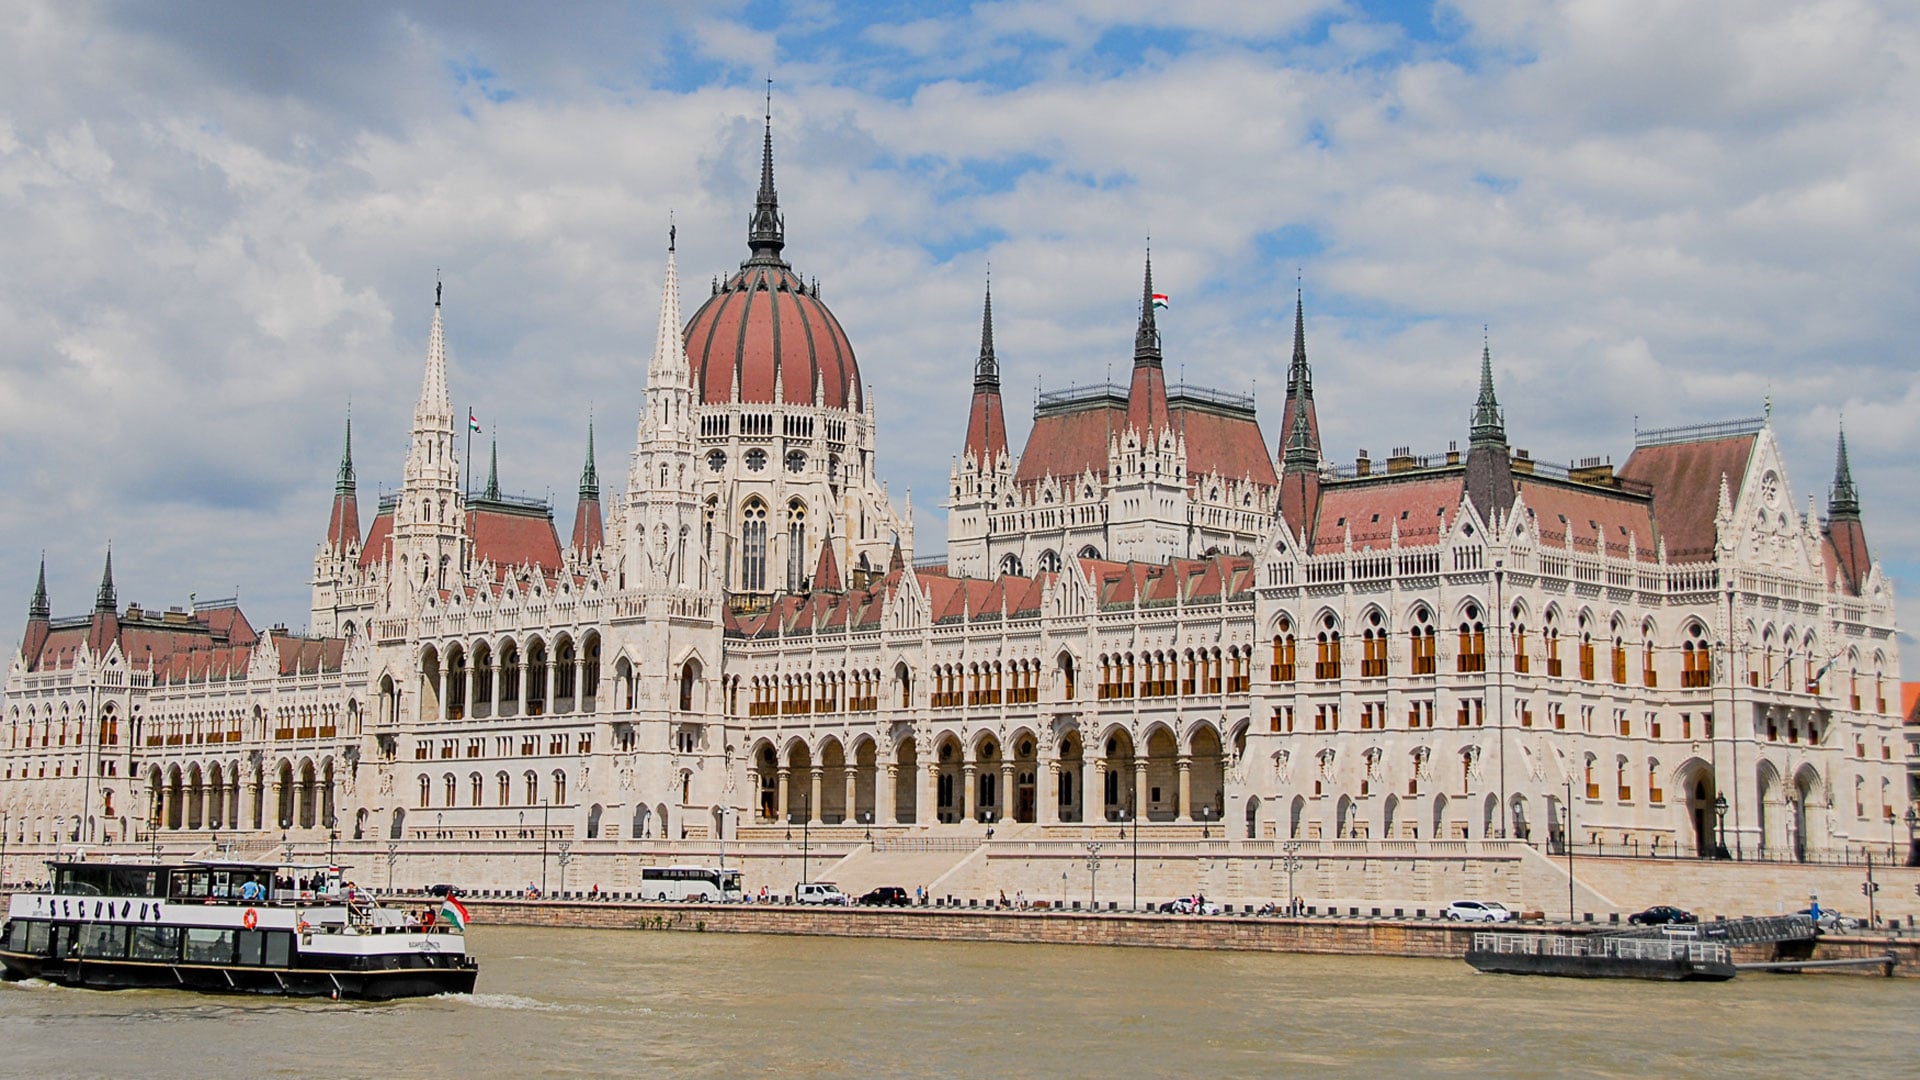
[425,883,463,898]
[1627,905,1697,926]
[859,886,910,906]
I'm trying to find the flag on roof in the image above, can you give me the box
[439,894,470,932]
[1151,293,1170,311]
[468,411,482,434]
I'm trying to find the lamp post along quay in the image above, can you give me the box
[1563,776,1576,924]
[1714,792,1731,861]
[1083,841,1104,909]
[1281,841,1303,916]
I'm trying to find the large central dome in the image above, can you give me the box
[683,118,862,412]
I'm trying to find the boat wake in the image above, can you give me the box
[442,991,583,1013]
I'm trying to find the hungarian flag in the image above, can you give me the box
[1151,293,1170,311]
[468,411,482,434]
[439,894,471,932]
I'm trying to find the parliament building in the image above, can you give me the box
[3,117,1907,902]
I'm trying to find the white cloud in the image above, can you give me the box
[0,0,1913,650]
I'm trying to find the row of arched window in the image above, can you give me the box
[1097,648,1248,700]
[419,769,567,810]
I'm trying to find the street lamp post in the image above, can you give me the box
[1201,805,1213,839]
[1563,776,1576,925]
[1713,793,1730,860]
[557,840,573,897]
[1,811,9,886]
[718,805,731,898]
[1083,841,1104,909]
[540,798,551,898]
[1281,841,1302,916]
[385,842,398,893]
[1905,807,1919,868]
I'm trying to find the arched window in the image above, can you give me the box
[785,500,807,593]
[470,773,483,806]
[1362,611,1388,678]
[1409,608,1436,675]
[1271,617,1297,682]
[742,498,768,592]
[1456,604,1485,673]
[524,770,538,804]
[553,770,568,805]
[1315,614,1342,679]
[417,775,431,809]
[444,774,457,807]
[498,772,511,805]
[999,552,1023,577]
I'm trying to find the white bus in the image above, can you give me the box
[639,866,743,902]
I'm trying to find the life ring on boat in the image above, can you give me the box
[242,908,259,930]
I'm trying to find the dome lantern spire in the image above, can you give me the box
[747,80,786,264]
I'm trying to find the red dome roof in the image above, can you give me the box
[684,259,862,410]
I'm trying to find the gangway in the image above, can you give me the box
[1607,914,1816,947]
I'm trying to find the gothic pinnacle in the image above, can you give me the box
[1134,246,1161,365]
[484,439,500,501]
[95,545,116,613]
[1829,423,1860,519]
[579,421,600,501]
[975,276,999,392]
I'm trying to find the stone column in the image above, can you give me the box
[808,767,824,825]
[1134,760,1149,823]
[1040,761,1059,825]
[1093,761,1108,823]
[962,763,978,823]
[884,763,900,825]
[544,659,558,716]
[776,767,791,825]
[1001,762,1016,824]
[491,662,503,717]
[517,662,530,717]
[1177,755,1193,823]
[843,767,858,826]
[438,667,451,721]
[920,763,937,826]
[463,663,475,719]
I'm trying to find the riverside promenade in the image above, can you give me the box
[439,894,1920,976]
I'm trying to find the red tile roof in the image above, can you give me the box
[468,506,564,574]
[1180,407,1277,487]
[1313,474,1464,552]
[1016,404,1120,489]
[358,510,394,568]
[1516,479,1657,560]
[1618,434,1755,562]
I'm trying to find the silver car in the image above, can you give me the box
[1444,900,1514,922]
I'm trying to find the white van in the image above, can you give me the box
[795,882,848,905]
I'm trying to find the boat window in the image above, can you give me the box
[109,868,164,897]
[264,931,293,967]
[54,866,110,895]
[130,925,182,962]
[168,870,214,901]
[21,922,49,954]
[79,924,129,960]
[236,929,266,965]
[185,927,235,965]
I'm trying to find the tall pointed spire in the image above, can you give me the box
[747,81,786,264]
[325,408,363,554]
[29,553,49,620]
[1133,247,1161,367]
[1464,334,1516,524]
[1470,335,1505,448]
[579,420,599,501]
[95,546,116,613]
[420,279,450,418]
[962,274,1010,467]
[1279,284,1320,470]
[571,420,604,559]
[975,275,1000,392]
[1829,424,1860,520]
[650,224,688,387]
[483,439,500,501]
[336,412,356,495]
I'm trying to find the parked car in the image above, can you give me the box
[859,886,910,907]
[424,883,463,898]
[1169,896,1222,916]
[795,882,849,905]
[1628,905,1698,926]
[1443,900,1514,922]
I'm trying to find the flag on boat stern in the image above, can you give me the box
[439,895,471,931]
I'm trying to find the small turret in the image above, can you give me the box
[29,553,49,621]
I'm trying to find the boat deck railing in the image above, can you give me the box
[1472,932,1730,966]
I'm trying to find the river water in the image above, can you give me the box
[2,926,1913,1078]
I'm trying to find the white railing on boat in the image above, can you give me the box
[1471,932,1729,966]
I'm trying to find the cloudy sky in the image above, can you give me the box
[1,0,1916,640]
